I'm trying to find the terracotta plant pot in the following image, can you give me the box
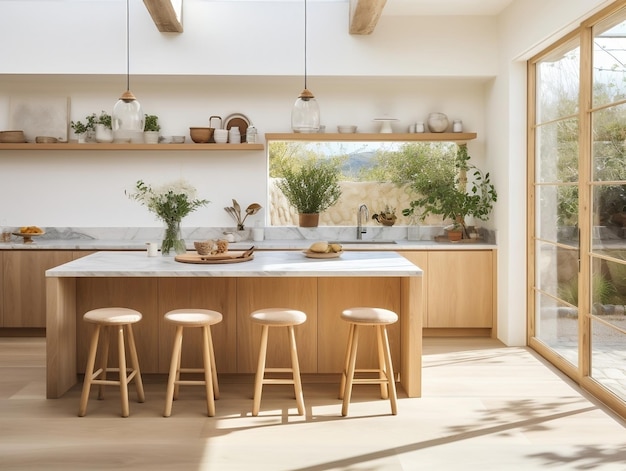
[447,230,463,242]
[299,213,319,227]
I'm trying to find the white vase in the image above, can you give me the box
[95,124,113,143]
[144,131,159,144]
[76,133,86,144]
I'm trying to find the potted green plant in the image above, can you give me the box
[372,205,397,226]
[144,114,161,144]
[402,144,497,240]
[95,111,113,143]
[70,113,97,143]
[275,157,342,227]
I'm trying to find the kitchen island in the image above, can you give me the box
[46,250,423,399]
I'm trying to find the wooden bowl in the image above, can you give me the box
[0,130,26,143]
[189,127,213,143]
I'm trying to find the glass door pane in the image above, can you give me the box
[532,40,580,367]
[589,14,626,402]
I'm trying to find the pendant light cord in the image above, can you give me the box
[304,0,307,90]
[126,0,130,92]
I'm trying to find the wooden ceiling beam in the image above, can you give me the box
[349,0,387,35]
[143,0,183,33]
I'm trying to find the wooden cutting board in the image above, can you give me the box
[175,251,254,264]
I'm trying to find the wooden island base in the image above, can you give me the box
[46,252,423,399]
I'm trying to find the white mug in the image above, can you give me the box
[147,242,159,257]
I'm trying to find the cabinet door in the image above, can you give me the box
[3,251,73,327]
[0,252,3,325]
[427,251,494,328]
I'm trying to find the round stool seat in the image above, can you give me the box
[341,307,398,325]
[164,309,223,327]
[83,307,142,325]
[250,308,307,326]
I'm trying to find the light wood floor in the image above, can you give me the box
[1,337,625,470]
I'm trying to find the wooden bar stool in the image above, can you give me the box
[250,308,307,416]
[339,307,398,416]
[78,307,145,417]
[163,309,223,417]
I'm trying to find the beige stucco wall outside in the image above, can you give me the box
[269,180,423,226]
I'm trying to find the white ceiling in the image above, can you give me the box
[381,0,515,16]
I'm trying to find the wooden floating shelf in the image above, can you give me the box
[0,142,264,151]
[265,132,477,142]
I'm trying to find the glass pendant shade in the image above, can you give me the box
[113,90,144,143]
[292,88,320,133]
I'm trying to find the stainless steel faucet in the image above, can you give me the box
[357,204,369,239]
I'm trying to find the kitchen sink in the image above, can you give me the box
[330,240,397,245]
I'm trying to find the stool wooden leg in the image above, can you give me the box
[341,324,360,417]
[78,325,101,417]
[207,325,220,400]
[164,325,183,417]
[376,326,389,399]
[380,326,398,415]
[339,323,355,400]
[252,325,269,416]
[288,325,305,416]
[202,325,216,417]
[97,326,110,400]
[126,324,145,403]
[117,325,130,418]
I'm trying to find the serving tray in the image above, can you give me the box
[175,250,254,264]
[303,250,343,259]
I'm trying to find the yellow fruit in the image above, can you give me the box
[309,241,329,253]
[329,243,342,253]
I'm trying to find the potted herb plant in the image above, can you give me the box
[95,111,113,143]
[402,144,497,240]
[144,114,161,144]
[70,113,97,143]
[275,157,342,227]
[372,205,397,226]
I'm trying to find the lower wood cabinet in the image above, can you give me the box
[2,251,73,327]
[400,250,495,332]
[0,248,495,335]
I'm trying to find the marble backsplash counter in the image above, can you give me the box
[0,226,497,251]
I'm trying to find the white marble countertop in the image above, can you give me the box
[45,250,424,278]
[2,238,495,251]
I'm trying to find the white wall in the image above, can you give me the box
[0,75,487,227]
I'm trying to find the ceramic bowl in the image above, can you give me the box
[171,136,185,143]
[337,125,357,133]
[214,129,228,143]
[190,127,213,143]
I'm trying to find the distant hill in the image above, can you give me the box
[341,151,377,178]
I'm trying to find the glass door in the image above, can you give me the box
[588,14,626,403]
[529,37,581,373]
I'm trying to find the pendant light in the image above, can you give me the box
[112,0,144,143]
[291,0,320,133]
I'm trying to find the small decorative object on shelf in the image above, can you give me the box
[127,179,210,255]
[143,114,161,144]
[70,113,97,143]
[224,199,262,230]
[372,206,397,226]
[95,111,113,143]
[427,112,449,133]
[453,120,463,133]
